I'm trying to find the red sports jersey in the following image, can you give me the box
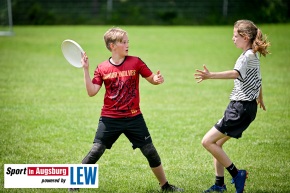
[92,56,153,118]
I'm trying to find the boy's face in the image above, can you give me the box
[112,34,129,56]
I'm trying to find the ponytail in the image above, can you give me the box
[252,28,270,57]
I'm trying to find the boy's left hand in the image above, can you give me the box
[153,70,164,84]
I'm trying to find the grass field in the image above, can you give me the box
[0,24,290,193]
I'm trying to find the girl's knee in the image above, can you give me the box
[201,137,210,149]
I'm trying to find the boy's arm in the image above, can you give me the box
[83,69,101,97]
[145,70,164,85]
[194,65,239,83]
[257,85,266,111]
[82,52,101,97]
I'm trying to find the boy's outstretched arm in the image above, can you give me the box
[82,52,101,97]
[194,65,239,83]
[146,70,164,85]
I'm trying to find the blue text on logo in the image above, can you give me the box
[70,166,98,185]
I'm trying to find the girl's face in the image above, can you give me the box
[232,27,245,49]
[232,27,252,52]
[112,34,129,57]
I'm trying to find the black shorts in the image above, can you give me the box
[93,114,152,149]
[215,100,257,139]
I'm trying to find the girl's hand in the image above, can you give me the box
[194,65,210,83]
[257,97,266,111]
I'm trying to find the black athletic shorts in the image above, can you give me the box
[215,100,257,139]
[93,114,152,149]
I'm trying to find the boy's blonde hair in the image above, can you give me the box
[104,27,127,51]
[234,20,270,57]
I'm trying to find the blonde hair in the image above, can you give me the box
[234,20,270,57]
[103,27,127,51]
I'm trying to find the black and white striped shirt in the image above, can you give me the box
[230,49,261,101]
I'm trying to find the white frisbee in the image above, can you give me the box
[61,39,84,68]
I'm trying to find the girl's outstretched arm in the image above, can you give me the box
[194,65,239,83]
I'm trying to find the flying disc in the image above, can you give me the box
[61,39,84,68]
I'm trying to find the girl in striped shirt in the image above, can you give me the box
[194,20,270,193]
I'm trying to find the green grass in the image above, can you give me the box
[1,24,290,193]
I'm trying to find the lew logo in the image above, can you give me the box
[4,164,99,188]
[70,166,98,185]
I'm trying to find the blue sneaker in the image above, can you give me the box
[203,184,227,192]
[231,170,248,193]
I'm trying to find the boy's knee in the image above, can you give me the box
[82,143,106,164]
[140,143,161,168]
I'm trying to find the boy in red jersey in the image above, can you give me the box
[69,27,183,192]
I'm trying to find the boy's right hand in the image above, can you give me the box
[81,52,89,69]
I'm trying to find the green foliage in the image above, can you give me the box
[0,25,290,192]
[11,0,290,25]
